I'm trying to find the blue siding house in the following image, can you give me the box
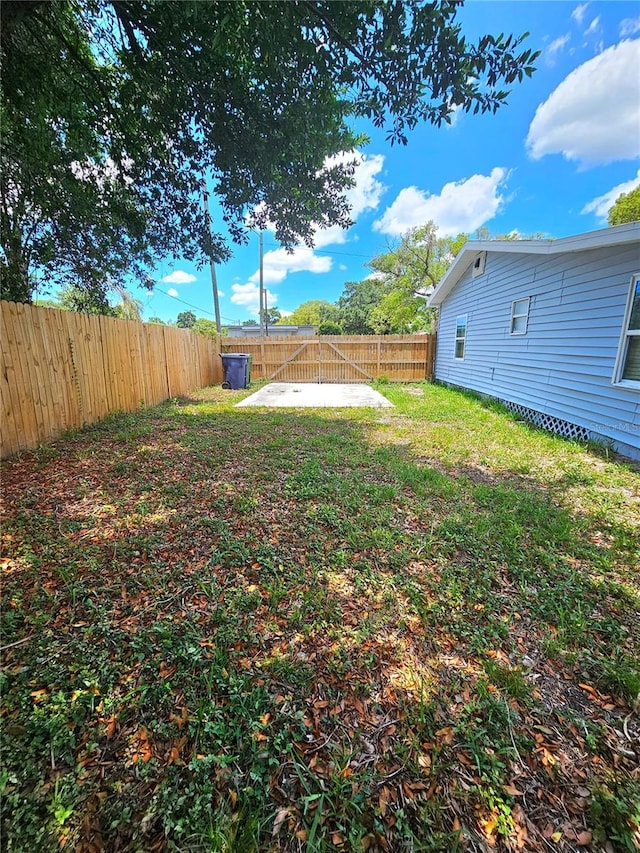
[428,223,640,459]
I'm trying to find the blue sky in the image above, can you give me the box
[142,1,640,325]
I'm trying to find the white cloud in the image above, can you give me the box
[373,168,509,237]
[70,155,134,188]
[248,151,385,249]
[527,39,640,166]
[302,152,386,248]
[584,15,601,35]
[161,270,197,285]
[343,152,386,219]
[230,282,278,315]
[581,170,640,219]
[240,151,384,292]
[620,17,640,37]
[279,309,293,318]
[167,288,179,297]
[313,224,350,248]
[571,4,589,26]
[339,264,348,271]
[546,34,571,62]
[248,246,332,285]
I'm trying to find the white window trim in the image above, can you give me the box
[510,296,530,336]
[613,274,640,387]
[455,314,467,360]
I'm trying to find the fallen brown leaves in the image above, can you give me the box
[1,398,639,852]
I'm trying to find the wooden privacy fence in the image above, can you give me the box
[1,301,223,459]
[221,334,435,383]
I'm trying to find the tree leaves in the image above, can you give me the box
[2,1,540,304]
[336,224,468,333]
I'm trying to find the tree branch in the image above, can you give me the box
[300,1,367,63]
[111,1,145,62]
[0,1,45,39]
[26,14,116,119]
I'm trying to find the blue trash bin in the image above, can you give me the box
[220,353,250,389]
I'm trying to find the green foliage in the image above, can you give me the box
[335,225,467,334]
[370,224,466,295]
[608,185,640,226]
[1,384,639,851]
[1,1,539,304]
[337,277,391,334]
[280,300,341,327]
[473,227,548,241]
[261,306,282,326]
[370,288,422,333]
[318,320,343,335]
[112,284,143,321]
[53,281,142,318]
[176,311,196,329]
[367,224,467,333]
[590,778,640,850]
[58,284,116,317]
[192,318,219,338]
[33,298,66,311]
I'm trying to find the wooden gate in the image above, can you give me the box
[221,334,435,383]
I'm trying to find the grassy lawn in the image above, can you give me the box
[1,382,639,852]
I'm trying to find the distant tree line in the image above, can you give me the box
[279,224,469,335]
[30,185,638,337]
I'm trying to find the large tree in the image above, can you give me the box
[192,318,219,338]
[262,306,282,327]
[337,277,392,335]
[1,1,538,304]
[176,311,196,329]
[280,299,342,326]
[608,186,640,226]
[367,223,467,332]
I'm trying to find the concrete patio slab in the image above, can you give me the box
[235,383,394,408]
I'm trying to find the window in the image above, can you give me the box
[510,297,530,335]
[455,315,467,359]
[614,276,640,384]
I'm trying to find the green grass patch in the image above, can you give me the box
[1,381,638,851]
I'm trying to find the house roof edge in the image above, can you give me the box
[428,222,640,307]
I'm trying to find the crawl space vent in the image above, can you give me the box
[501,401,591,441]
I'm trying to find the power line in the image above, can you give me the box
[152,285,235,323]
[263,241,372,260]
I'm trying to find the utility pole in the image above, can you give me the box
[258,230,265,336]
[202,184,222,335]
[264,289,269,337]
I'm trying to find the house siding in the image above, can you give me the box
[434,243,640,458]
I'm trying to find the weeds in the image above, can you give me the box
[1,382,638,851]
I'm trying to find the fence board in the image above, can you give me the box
[34,302,68,432]
[1,302,221,459]
[141,324,167,405]
[0,304,29,455]
[10,302,44,447]
[221,334,434,383]
[46,307,73,432]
